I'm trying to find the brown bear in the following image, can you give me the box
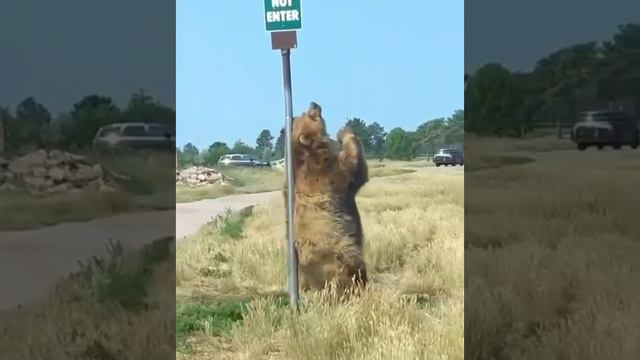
[281,102,369,292]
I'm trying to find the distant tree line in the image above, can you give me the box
[177,109,464,167]
[0,89,175,154]
[466,23,640,137]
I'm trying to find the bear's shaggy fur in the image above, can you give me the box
[281,102,369,292]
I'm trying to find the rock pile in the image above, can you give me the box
[176,166,232,187]
[0,149,114,195]
[271,158,285,171]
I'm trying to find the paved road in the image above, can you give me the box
[0,191,280,311]
[0,210,174,311]
[176,191,280,239]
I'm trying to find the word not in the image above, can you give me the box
[271,0,293,7]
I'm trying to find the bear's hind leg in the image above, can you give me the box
[298,269,312,291]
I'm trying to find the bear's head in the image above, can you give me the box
[278,102,328,150]
[278,102,341,177]
[294,102,327,147]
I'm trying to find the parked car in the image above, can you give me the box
[93,122,175,150]
[217,154,271,168]
[433,148,464,167]
[571,110,639,150]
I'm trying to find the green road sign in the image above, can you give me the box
[264,0,302,32]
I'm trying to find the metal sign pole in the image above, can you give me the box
[281,47,299,310]
[264,0,301,310]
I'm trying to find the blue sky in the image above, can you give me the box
[465,0,640,73]
[177,0,464,149]
[0,0,175,115]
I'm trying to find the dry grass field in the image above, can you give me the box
[176,162,417,203]
[465,136,640,360]
[0,150,175,231]
[0,237,176,360]
[176,162,463,359]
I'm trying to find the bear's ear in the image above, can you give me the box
[307,102,322,120]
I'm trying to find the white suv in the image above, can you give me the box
[93,122,175,150]
[217,154,270,168]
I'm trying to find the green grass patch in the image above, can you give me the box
[176,206,258,284]
[76,237,174,312]
[199,205,255,241]
[176,299,250,352]
[176,295,291,353]
[218,206,254,239]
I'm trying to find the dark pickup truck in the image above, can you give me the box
[572,110,639,151]
[433,148,464,166]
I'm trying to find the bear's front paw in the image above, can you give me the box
[337,127,355,144]
[299,134,313,146]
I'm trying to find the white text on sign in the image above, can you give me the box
[266,10,300,23]
[266,0,299,24]
[272,0,293,7]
